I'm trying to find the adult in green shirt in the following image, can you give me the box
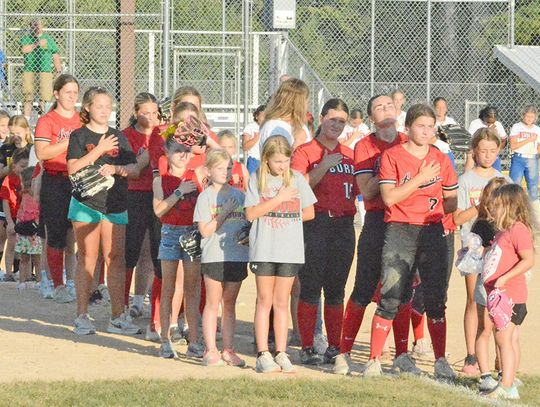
[20,19,62,118]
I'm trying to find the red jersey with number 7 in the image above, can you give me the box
[292,139,358,216]
[378,144,458,225]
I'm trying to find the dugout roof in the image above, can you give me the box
[494,45,540,94]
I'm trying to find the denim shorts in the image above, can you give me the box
[68,197,128,225]
[158,224,191,262]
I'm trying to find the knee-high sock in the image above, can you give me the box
[392,303,412,357]
[298,301,318,349]
[324,303,344,349]
[427,315,447,360]
[411,310,425,342]
[339,300,367,354]
[47,247,64,288]
[150,276,161,331]
[124,268,134,306]
[369,315,393,359]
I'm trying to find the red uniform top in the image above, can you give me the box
[442,213,456,235]
[159,169,203,226]
[292,139,358,216]
[379,144,458,225]
[228,160,246,192]
[34,110,81,173]
[483,222,533,304]
[353,132,408,212]
[0,173,22,220]
[149,125,219,176]
[123,126,153,192]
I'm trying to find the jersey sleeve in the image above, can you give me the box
[48,35,59,54]
[509,123,520,139]
[0,176,9,200]
[149,127,164,173]
[193,190,212,224]
[244,175,261,208]
[290,145,310,175]
[34,115,53,143]
[353,141,374,176]
[441,154,458,192]
[378,150,397,186]
[510,222,534,252]
[295,171,317,209]
[457,174,470,210]
[20,35,33,46]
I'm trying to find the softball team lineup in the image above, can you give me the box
[0,73,537,401]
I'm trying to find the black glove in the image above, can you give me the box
[179,225,202,261]
[436,124,472,152]
[236,222,251,246]
[69,164,115,199]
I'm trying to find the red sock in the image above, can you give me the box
[99,262,105,285]
[150,276,161,331]
[392,303,411,357]
[339,300,367,353]
[298,300,318,349]
[199,279,206,315]
[324,303,344,348]
[427,316,447,359]
[47,247,64,288]
[124,268,134,306]
[369,315,392,359]
[411,310,425,342]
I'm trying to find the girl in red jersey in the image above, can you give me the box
[246,135,316,373]
[365,104,458,379]
[34,74,80,303]
[152,132,205,359]
[291,99,357,365]
[218,130,249,191]
[0,148,29,282]
[122,93,161,323]
[482,184,535,400]
[67,87,140,336]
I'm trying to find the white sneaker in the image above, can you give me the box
[412,338,434,360]
[16,282,28,291]
[313,333,329,355]
[478,374,498,392]
[363,358,383,377]
[334,353,352,375]
[159,340,178,359]
[74,314,96,335]
[53,285,75,303]
[66,280,76,299]
[392,353,422,375]
[98,284,111,302]
[107,312,141,335]
[145,325,161,342]
[129,304,143,319]
[434,357,456,379]
[42,280,54,299]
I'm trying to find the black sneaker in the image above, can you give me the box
[88,289,103,305]
[300,347,323,365]
[323,346,340,364]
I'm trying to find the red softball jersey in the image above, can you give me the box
[34,110,81,173]
[378,144,458,225]
[292,139,358,216]
[159,168,203,226]
[353,132,408,212]
[123,126,153,192]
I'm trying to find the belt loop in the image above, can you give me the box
[328,210,334,218]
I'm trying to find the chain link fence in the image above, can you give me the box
[0,0,539,168]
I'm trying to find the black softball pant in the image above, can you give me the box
[40,172,72,249]
[376,222,448,320]
[125,190,162,277]
[299,213,355,305]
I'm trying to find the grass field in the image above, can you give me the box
[1,376,539,406]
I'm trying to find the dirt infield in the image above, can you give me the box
[0,233,538,382]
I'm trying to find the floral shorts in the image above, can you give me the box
[15,234,42,255]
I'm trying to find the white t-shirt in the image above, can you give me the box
[28,145,39,167]
[258,119,312,156]
[338,123,371,150]
[242,122,260,160]
[509,122,540,156]
[468,118,507,140]
[396,111,406,133]
[436,116,457,127]
[434,139,451,155]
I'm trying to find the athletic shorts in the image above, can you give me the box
[249,262,300,278]
[512,303,527,326]
[68,197,128,225]
[158,224,192,262]
[202,262,248,282]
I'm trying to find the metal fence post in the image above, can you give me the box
[509,0,515,48]
[370,0,375,97]
[426,0,431,102]
[162,0,171,98]
[243,0,250,129]
[68,0,75,72]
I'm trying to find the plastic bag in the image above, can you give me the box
[456,232,484,276]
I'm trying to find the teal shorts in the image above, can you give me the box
[68,197,128,225]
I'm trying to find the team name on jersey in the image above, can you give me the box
[313,162,355,175]
[400,171,441,189]
[514,131,537,142]
[57,128,73,142]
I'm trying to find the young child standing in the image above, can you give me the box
[246,135,316,373]
[482,184,535,400]
[14,166,41,289]
[217,130,249,191]
[194,149,249,367]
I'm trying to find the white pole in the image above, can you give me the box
[162,0,171,97]
[252,33,259,107]
[148,32,155,94]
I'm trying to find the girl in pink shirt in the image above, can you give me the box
[482,184,535,400]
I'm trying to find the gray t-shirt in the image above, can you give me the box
[457,169,508,240]
[193,186,249,263]
[245,170,317,264]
